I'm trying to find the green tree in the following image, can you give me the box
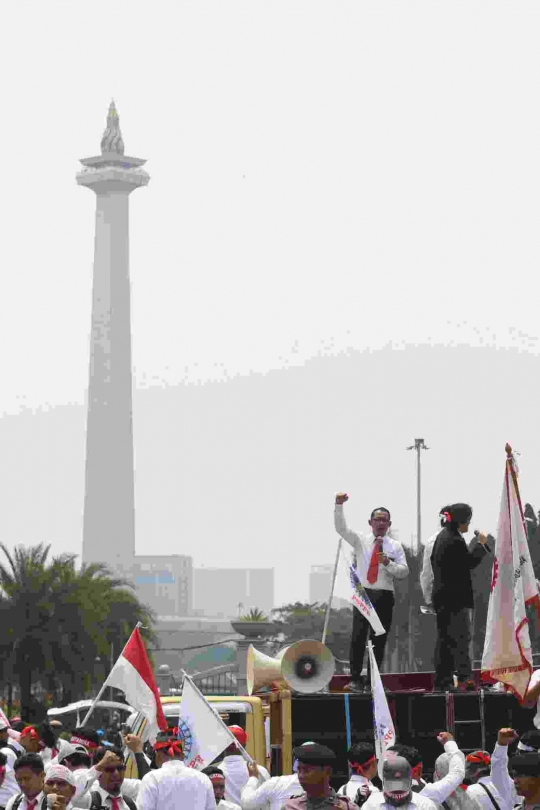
[271,602,352,668]
[0,543,156,720]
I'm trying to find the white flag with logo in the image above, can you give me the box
[177,675,239,769]
[481,446,538,702]
[346,553,386,636]
[368,641,396,777]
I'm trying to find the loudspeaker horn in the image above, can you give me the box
[281,639,336,694]
[247,644,289,695]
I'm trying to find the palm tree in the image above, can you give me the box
[0,543,156,719]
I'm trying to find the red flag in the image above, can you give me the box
[104,627,167,736]
[481,445,539,702]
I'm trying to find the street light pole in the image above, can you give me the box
[407,438,429,552]
[406,438,429,673]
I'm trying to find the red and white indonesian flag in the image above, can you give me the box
[368,641,396,778]
[481,445,539,702]
[104,627,167,740]
[177,675,240,769]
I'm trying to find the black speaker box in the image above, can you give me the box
[290,692,536,789]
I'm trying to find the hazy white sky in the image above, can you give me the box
[0,1,539,606]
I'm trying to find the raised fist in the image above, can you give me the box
[335,493,349,505]
[497,728,518,746]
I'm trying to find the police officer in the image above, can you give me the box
[283,744,357,810]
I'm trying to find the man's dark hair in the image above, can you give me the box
[440,503,473,530]
[38,722,57,749]
[370,508,391,521]
[14,753,45,774]
[347,742,375,765]
[10,721,26,732]
[520,731,540,751]
[0,751,7,767]
[202,766,224,778]
[94,745,125,765]
[64,751,92,769]
[72,726,101,747]
[388,744,422,768]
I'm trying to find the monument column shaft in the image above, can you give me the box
[82,190,136,572]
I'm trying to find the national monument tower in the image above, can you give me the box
[78,102,149,575]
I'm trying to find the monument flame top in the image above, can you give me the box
[78,101,148,171]
[101,100,125,155]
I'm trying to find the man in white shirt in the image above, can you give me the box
[241,762,299,810]
[0,724,25,809]
[335,493,409,692]
[71,747,139,809]
[488,728,540,810]
[201,767,240,810]
[523,671,540,728]
[337,742,380,804]
[5,753,47,810]
[216,726,270,806]
[388,733,466,809]
[240,741,317,810]
[43,764,77,810]
[136,733,215,810]
[362,756,437,810]
[461,752,504,810]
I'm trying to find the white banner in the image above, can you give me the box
[368,641,396,778]
[177,675,239,769]
[348,559,386,636]
[481,448,538,701]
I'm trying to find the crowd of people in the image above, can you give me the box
[2,714,540,810]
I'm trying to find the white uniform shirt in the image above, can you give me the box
[489,744,517,810]
[241,773,300,810]
[363,791,437,810]
[71,775,141,808]
[334,505,409,592]
[218,755,270,806]
[5,792,47,810]
[420,534,439,605]
[0,741,26,807]
[419,742,466,807]
[337,774,380,801]
[219,802,241,810]
[466,779,505,810]
[525,669,540,729]
[137,759,216,810]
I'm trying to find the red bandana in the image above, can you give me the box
[70,735,98,751]
[154,739,184,758]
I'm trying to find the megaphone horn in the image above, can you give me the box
[246,644,289,695]
[281,639,336,694]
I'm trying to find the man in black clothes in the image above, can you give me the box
[431,502,491,692]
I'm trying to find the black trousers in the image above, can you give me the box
[434,606,472,685]
[350,588,395,682]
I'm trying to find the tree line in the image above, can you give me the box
[0,543,156,722]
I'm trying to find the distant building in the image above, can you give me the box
[192,568,274,618]
[309,564,351,610]
[132,555,192,617]
[309,564,333,604]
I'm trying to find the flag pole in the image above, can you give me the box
[180,670,254,764]
[322,538,342,645]
[80,622,143,728]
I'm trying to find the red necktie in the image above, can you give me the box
[109,797,122,810]
[27,801,37,810]
[367,538,382,584]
